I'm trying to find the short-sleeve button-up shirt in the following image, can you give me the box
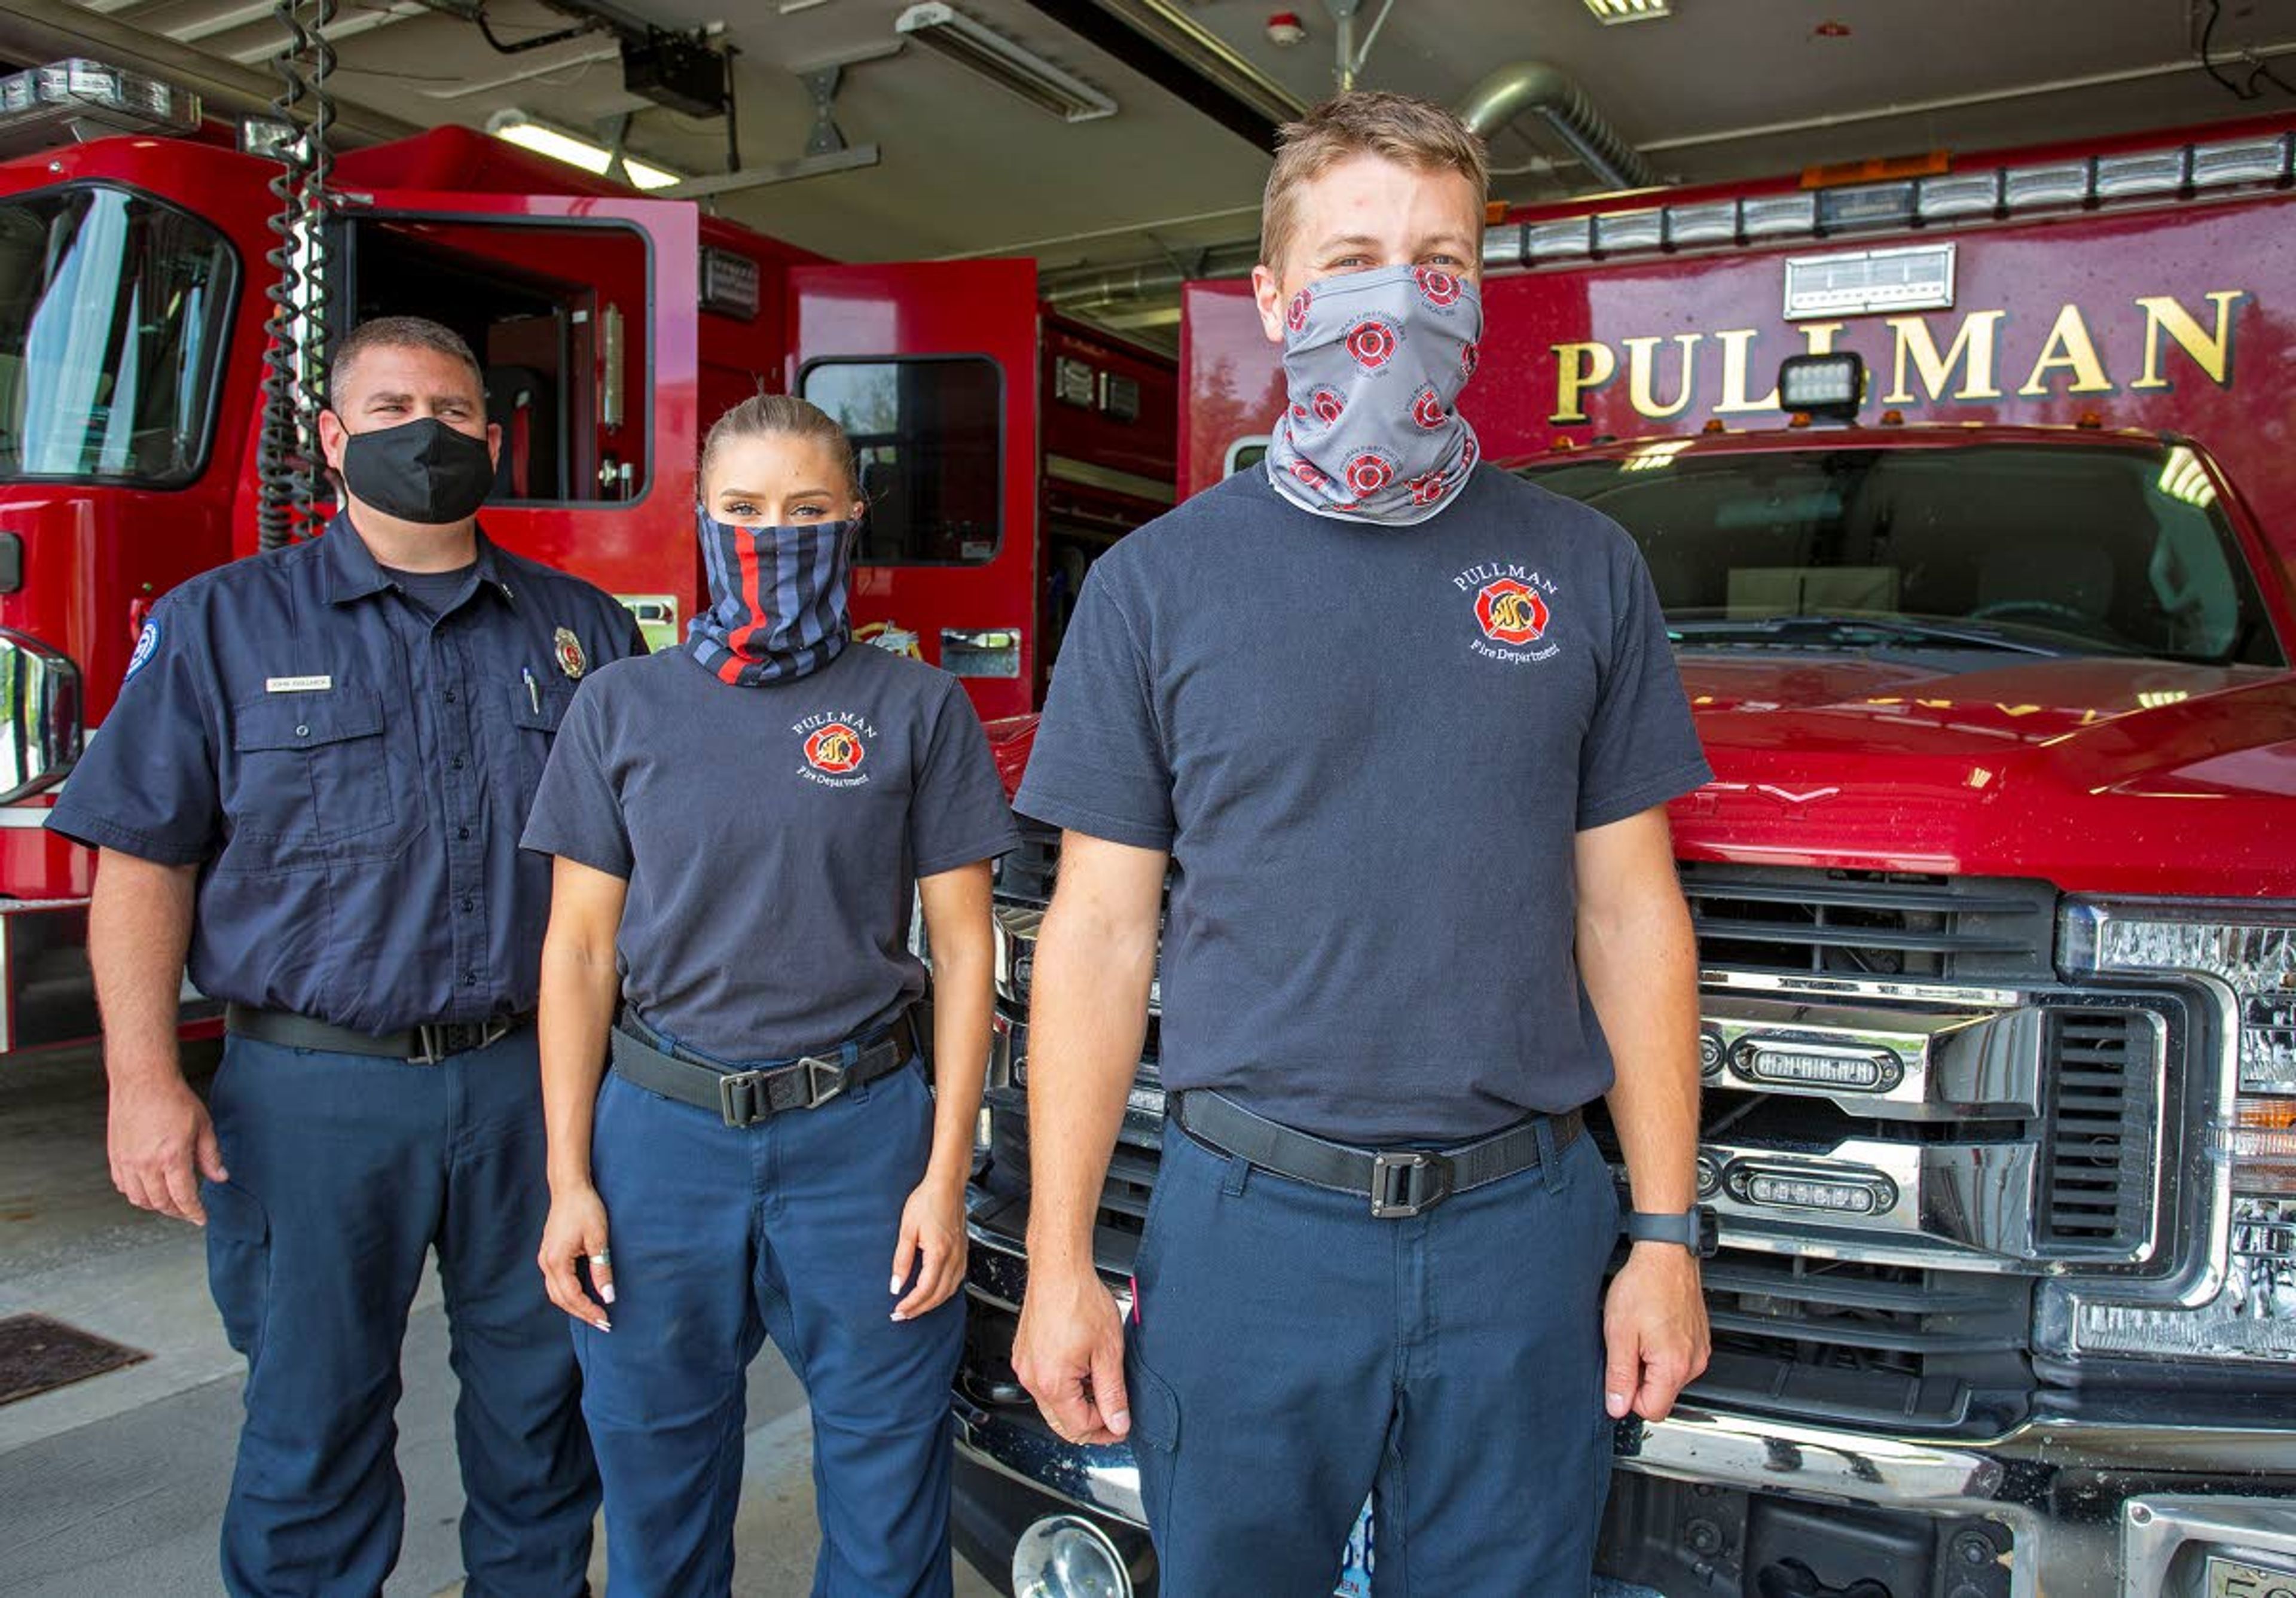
[47,514,646,1034]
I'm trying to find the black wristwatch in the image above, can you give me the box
[1622,1206,1719,1258]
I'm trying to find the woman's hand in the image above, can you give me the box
[890,1176,967,1322]
[538,1183,615,1332]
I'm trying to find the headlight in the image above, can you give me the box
[2044,900,2296,1364]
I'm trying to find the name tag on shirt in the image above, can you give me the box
[265,675,333,693]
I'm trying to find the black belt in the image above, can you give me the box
[610,1015,914,1127]
[1176,1091,1584,1219]
[225,1004,530,1065]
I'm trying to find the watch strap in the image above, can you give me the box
[1623,1208,1703,1250]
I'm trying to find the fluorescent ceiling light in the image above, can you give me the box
[895,3,1116,123]
[485,109,684,191]
[1585,0,1671,22]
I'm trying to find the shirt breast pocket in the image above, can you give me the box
[227,690,398,847]
[511,680,571,793]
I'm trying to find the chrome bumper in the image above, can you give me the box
[957,1228,2296,1598]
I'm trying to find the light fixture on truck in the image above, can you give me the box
[2038,900,2296,1365]
[1777,353,1864,423]
[1584,0,1670,22]
[0,60,200,156]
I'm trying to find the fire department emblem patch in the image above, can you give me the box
[124,620,161,684]
[1476,578,1550,646]
[552,627,587,679]
[804,722,866,776]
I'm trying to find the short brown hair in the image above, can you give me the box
[1260,92,1491,277]
[701,392,860,501]
[329,315,484,405]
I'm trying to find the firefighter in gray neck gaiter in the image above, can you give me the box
[1263,260,1484,526]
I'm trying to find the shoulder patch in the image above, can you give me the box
[124,620,161,684]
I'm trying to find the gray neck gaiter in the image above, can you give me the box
[1265,263,1483,526]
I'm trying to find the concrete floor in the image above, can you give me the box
[0,1046,1000,1598]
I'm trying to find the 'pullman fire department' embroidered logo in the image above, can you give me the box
[1476,578,1550,646]
[804,722,865,775]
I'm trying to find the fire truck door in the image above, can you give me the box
[789,260,1040,721]
[313,188,700,614]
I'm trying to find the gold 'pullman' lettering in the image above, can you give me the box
[1549,291,2245,422]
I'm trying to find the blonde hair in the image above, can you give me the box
[700,392,860,499]
[1260,92,1491,277]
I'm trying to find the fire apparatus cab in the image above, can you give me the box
[957,116,2296,1596]
[0,59,1173,1062]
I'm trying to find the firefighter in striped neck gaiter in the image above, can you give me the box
[685,503,857,686]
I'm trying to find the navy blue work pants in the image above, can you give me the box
[200,1030,599,1598]
[1125,1115,1620,1598]
[573,1060,964,1598]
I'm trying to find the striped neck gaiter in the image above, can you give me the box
[686,510,856,686]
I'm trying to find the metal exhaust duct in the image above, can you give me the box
[1455,60,1655,192]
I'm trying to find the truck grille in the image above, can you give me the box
[1680,864,2054,981]
[1694,1250,2031,1434]
[2039,1007,2153,1254]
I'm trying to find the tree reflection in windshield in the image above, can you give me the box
[0,185,234,486]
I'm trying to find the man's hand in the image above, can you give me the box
[1602,1243,1710,1421]
[1013,1266,1132,1444]
[108,1066,226,1225]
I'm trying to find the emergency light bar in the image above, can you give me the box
[1483,132,2295,271]
[0,59,200,157]
[895,3,1116,123]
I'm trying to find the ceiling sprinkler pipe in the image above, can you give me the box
[1455,60,1655,191]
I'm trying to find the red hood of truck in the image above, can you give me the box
[985,654,2296,899]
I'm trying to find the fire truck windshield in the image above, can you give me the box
[1520,442,2284,669]
[0,184,235,487]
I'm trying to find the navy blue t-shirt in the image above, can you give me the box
[520,642,1019,1063]
[1014,464,1711,1143]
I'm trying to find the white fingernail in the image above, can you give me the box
[596,1319,612,1332]
[601,1284,616,1305]
[890,1276,903,1294]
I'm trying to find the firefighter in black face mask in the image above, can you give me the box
[48,315,643,1598]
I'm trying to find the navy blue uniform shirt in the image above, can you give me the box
[47,514,645,1035]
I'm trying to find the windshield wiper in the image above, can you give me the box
[1666,615,2068,657]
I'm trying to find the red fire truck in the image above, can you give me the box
[957,117,2296,1596]
[0,60,1173,1061]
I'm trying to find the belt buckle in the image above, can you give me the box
[1370,1150,1454,1219]
[717,1068,768,1127]
[801,1055,849,1110]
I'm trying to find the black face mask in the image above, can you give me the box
[338,416,494,525]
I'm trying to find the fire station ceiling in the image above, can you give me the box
[33,0,2296,321]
